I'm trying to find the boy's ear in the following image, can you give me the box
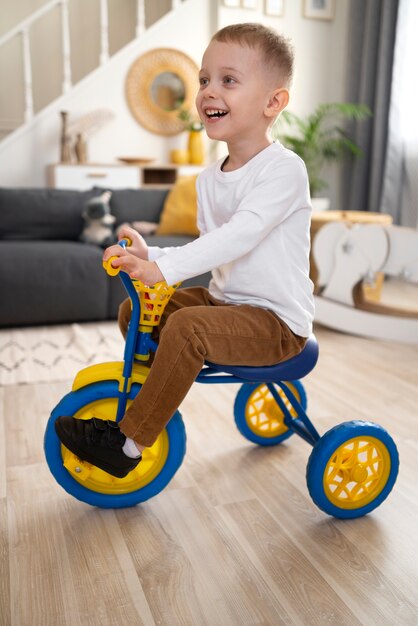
[265,88,289,118]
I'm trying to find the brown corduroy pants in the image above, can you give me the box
[118,286,306,447]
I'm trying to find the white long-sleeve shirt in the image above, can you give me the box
[149,142,314,337]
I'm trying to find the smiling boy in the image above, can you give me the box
[55,23,314,478]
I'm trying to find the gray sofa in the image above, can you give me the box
[0,186,209,327]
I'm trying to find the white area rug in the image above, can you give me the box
[0,321,125,386]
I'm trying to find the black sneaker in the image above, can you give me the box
[54,416,141,478]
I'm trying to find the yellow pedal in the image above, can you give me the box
[63,452,93,482]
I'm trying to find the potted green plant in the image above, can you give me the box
[272,102,371,209]
[178,108,204,132]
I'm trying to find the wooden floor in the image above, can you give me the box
[1,324,418,625]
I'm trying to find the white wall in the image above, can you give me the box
[218,1,349,115]
[0,0,350,203]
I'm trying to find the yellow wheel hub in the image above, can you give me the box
[350,464,368,483]
[324,436,391,509]
[61,397,169,494]
[245,383,300,438]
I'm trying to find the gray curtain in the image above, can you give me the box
[341,0,399,214]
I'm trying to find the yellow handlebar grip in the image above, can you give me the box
[102,238,132,276]
[102,257,120,276]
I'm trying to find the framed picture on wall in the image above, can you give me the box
[303,0,335,20]
[222,0,240,7]
[264,0,284,16]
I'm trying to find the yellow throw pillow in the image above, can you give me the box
[156,175,199,236]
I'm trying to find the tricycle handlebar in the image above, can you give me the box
[102,239,181,326]
[102,238,132,276]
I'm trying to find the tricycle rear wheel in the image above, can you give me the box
[306,420,399,518]
[234,380,307,445]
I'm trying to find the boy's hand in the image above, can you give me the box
[117,224,149,260]
[103,245,164,284]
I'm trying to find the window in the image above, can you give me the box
[399,0,418,140]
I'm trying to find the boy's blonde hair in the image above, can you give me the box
[212,23,294,88]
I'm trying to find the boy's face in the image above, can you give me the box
[196,40,285,146]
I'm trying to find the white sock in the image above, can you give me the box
[122,437,142,458]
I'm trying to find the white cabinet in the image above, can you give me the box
[47,163,206,190]
[48,164,141,190]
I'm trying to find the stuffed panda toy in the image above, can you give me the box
[80,190,116,248]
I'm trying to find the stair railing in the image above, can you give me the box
[0,0,183,134]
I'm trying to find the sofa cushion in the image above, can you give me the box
[110,188,170,225]
[0,240,108,326]
[0,188,100,241]
[156,175,199,236]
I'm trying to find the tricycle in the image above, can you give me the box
[44,240,399,518]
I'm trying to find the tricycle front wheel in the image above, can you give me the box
[44,380,186,508]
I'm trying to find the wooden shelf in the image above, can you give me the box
[142,168,177,186]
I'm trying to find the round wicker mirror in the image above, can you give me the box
[126,48,199,136]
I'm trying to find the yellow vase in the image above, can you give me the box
[188,130,204,165]
[170,149,189,165]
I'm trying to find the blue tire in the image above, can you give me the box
[234,380,307,446]
[44,380,186,508]
[306,420,399,519]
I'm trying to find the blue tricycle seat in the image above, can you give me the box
[206,334,318,382]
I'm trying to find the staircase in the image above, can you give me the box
[0,0,214,187]
[0,0,185,142]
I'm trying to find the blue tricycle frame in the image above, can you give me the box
[44,242,399,518]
